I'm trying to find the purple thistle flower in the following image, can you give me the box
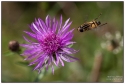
[20,15,78,74]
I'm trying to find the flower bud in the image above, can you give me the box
[9,40,20,52]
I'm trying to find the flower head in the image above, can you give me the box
[21,15,78,74]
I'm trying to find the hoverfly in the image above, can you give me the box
[77,13,107,32]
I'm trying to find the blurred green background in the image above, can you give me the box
[2,2,123,82]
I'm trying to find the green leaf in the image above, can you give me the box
[15,61,35,69]
[68,44,73,48]
[15,61,29,66]
[3,47,24,57]
[3,51,14,56]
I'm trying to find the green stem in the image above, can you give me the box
[34,69,45,82]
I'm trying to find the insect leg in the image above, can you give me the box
[94,13,102,20]
[99,23,107,27]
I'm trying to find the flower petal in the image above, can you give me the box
[62,18,70,30]
[52,56,58,66]
[53,20,58,33]
[65,41,76,46]
[45,15,51,28]
[59,57,64,66]
[61,29,74,39]
[20,43,40,49]
[58,15,62,33]
[61,53,79,62]
[33,61,44,70]
[52,65,54,74]
[34,56,49,70]
[20,44,31,48]
[33,23,42,33]
[28,53,46,66]
[60,54,71,62]
[24,31,36,39]
[23,36,32,43]
[55,53,60,66]
[61,22,72,35]
[22,48,40,56]
[38,18,47,33]
[24,51,42,60]
[46,57,51,70]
